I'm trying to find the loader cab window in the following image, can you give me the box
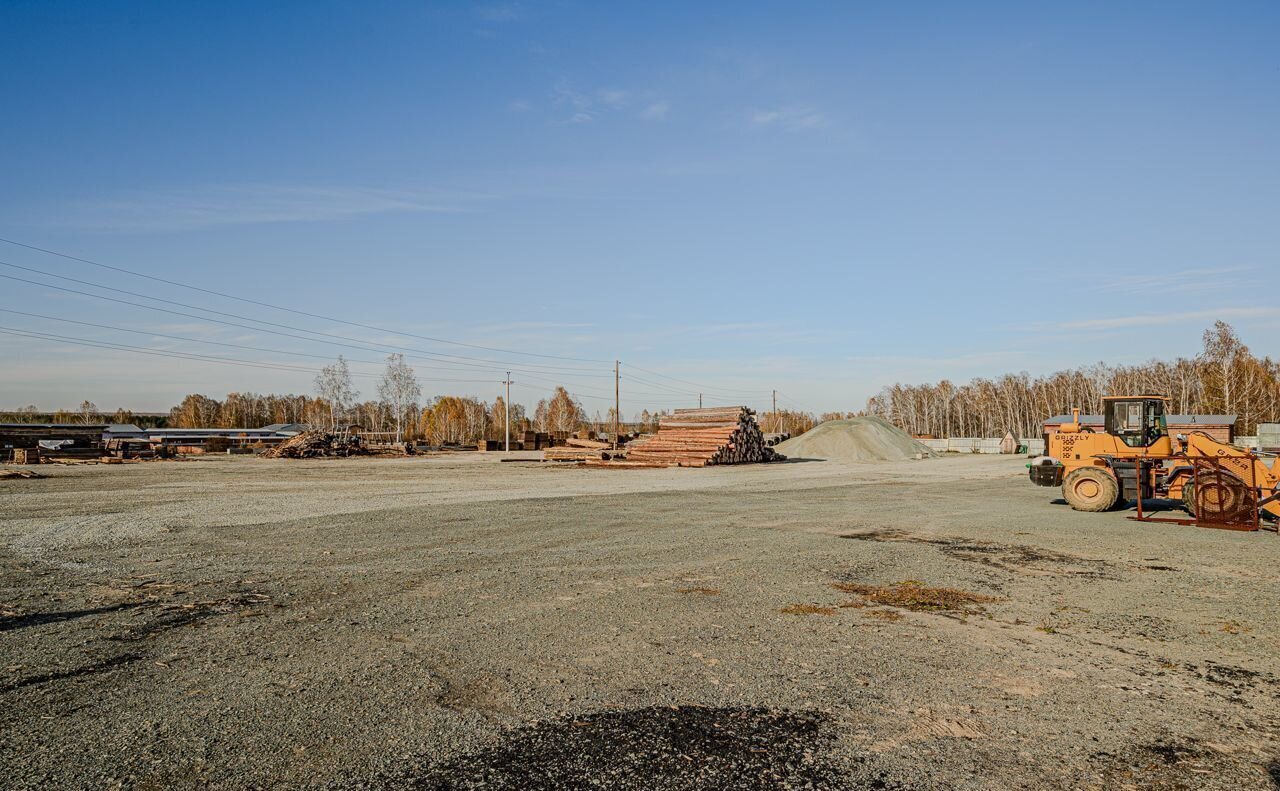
[1105,399,1166,448]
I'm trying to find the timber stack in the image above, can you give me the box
[616,407,786,467]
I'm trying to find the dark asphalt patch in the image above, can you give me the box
[363,705,866,790]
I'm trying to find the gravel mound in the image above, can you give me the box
[775,417,936,462]
[363,706,850,790]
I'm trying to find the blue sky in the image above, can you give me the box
[1,1,1277,415]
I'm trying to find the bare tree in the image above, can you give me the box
[78,400,98,425]
[377,354,421,443]
[314,356,358,430]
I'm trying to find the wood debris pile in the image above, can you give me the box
[259,430,364,459]
[0,469,45,480]
[594,407,786,468]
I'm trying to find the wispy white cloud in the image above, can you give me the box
[639,101,669,120]
[549,80,667,125]
[475,3,522,23]
[750,106,827,130]
[1060,306,1271,331]
[51,184,484,231]
[1095,265,1256,295]
[596,88,628,108]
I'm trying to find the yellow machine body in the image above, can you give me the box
[1030,395,1279,524]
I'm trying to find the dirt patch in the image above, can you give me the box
[1091,736,1270,789]
[832,581,997,615]
[364,706,851,790]
[840,530,1114,579]
[676,587,720,595]
[862,609,903,623]
[780,604,838,616]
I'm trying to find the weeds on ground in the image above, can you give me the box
[1036,615,1067,634]
[780,604,838,616]
[676,587,720,595]
[830,580,997,615]
[1221,620,1250,635]
[862,609,903,623]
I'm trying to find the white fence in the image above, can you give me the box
[919,438,1045,455]
[923,436,1263,455]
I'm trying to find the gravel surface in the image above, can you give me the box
[2,453,1278,789]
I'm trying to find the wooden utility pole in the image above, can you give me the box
[504,372,512,452]
[698,393,702,408]
[772,389,778,433]
[614,360,620,450]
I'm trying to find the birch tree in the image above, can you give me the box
[377,354,421,443]
[314,356,357,430]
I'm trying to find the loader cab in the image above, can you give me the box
[1102,396,1168,448]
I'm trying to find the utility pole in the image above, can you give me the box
[504,372,512,453]
[614,360,620,450]
[698,393,702,408]
[772,389,778,433]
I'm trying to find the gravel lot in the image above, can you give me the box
[2,453,1278,789]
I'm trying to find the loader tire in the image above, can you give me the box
[1182,482,1196,517]
[1062,467,1120,512]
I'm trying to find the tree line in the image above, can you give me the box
[162,354,671,444]
[865,322,1280,438]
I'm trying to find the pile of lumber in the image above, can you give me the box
[543,447,625,462]
[259,430,364,459]
[615,407,786,468]
[0,469,45,480]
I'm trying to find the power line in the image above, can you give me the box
[0,307,615,382]
[0,269,612,377]
[621,362,772,400]
[0,236,609,363]
[0,260,606,374]
[0,325,511,385]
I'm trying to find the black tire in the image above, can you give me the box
[1062,467,1121,512]
[1194,471,1251,523]
[1182,482,1196,517]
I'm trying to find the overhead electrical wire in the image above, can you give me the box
[620,362,773,401]
[0,239,785,406]
[0,307,610,381]
[0,260,605,374]
[0,326,502,384]
[0,270,614,379]
[0,236,609,363]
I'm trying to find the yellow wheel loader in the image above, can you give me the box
[1029,395,1279,530]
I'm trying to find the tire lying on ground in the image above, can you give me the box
[1062,467,1120,512]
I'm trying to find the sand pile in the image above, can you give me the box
[774,416,936,462]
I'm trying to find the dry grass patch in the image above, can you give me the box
[862,609,903,622]
[780,604,838,616]
[1221,620,1250,635]
[676,587,720,595]
[831,580,997,615]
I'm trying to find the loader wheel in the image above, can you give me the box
[1062,467,1120,512]
[1182,482,1196,517]
[1193,471,1252,523]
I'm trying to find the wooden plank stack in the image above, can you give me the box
[613,407,786,468]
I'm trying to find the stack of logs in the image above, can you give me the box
[543,436,618,462]
[604,407,786,468]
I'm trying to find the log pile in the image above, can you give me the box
[543,447,624,462]
[617,407,786,467]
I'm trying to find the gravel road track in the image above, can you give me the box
[2,453,1277,789]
